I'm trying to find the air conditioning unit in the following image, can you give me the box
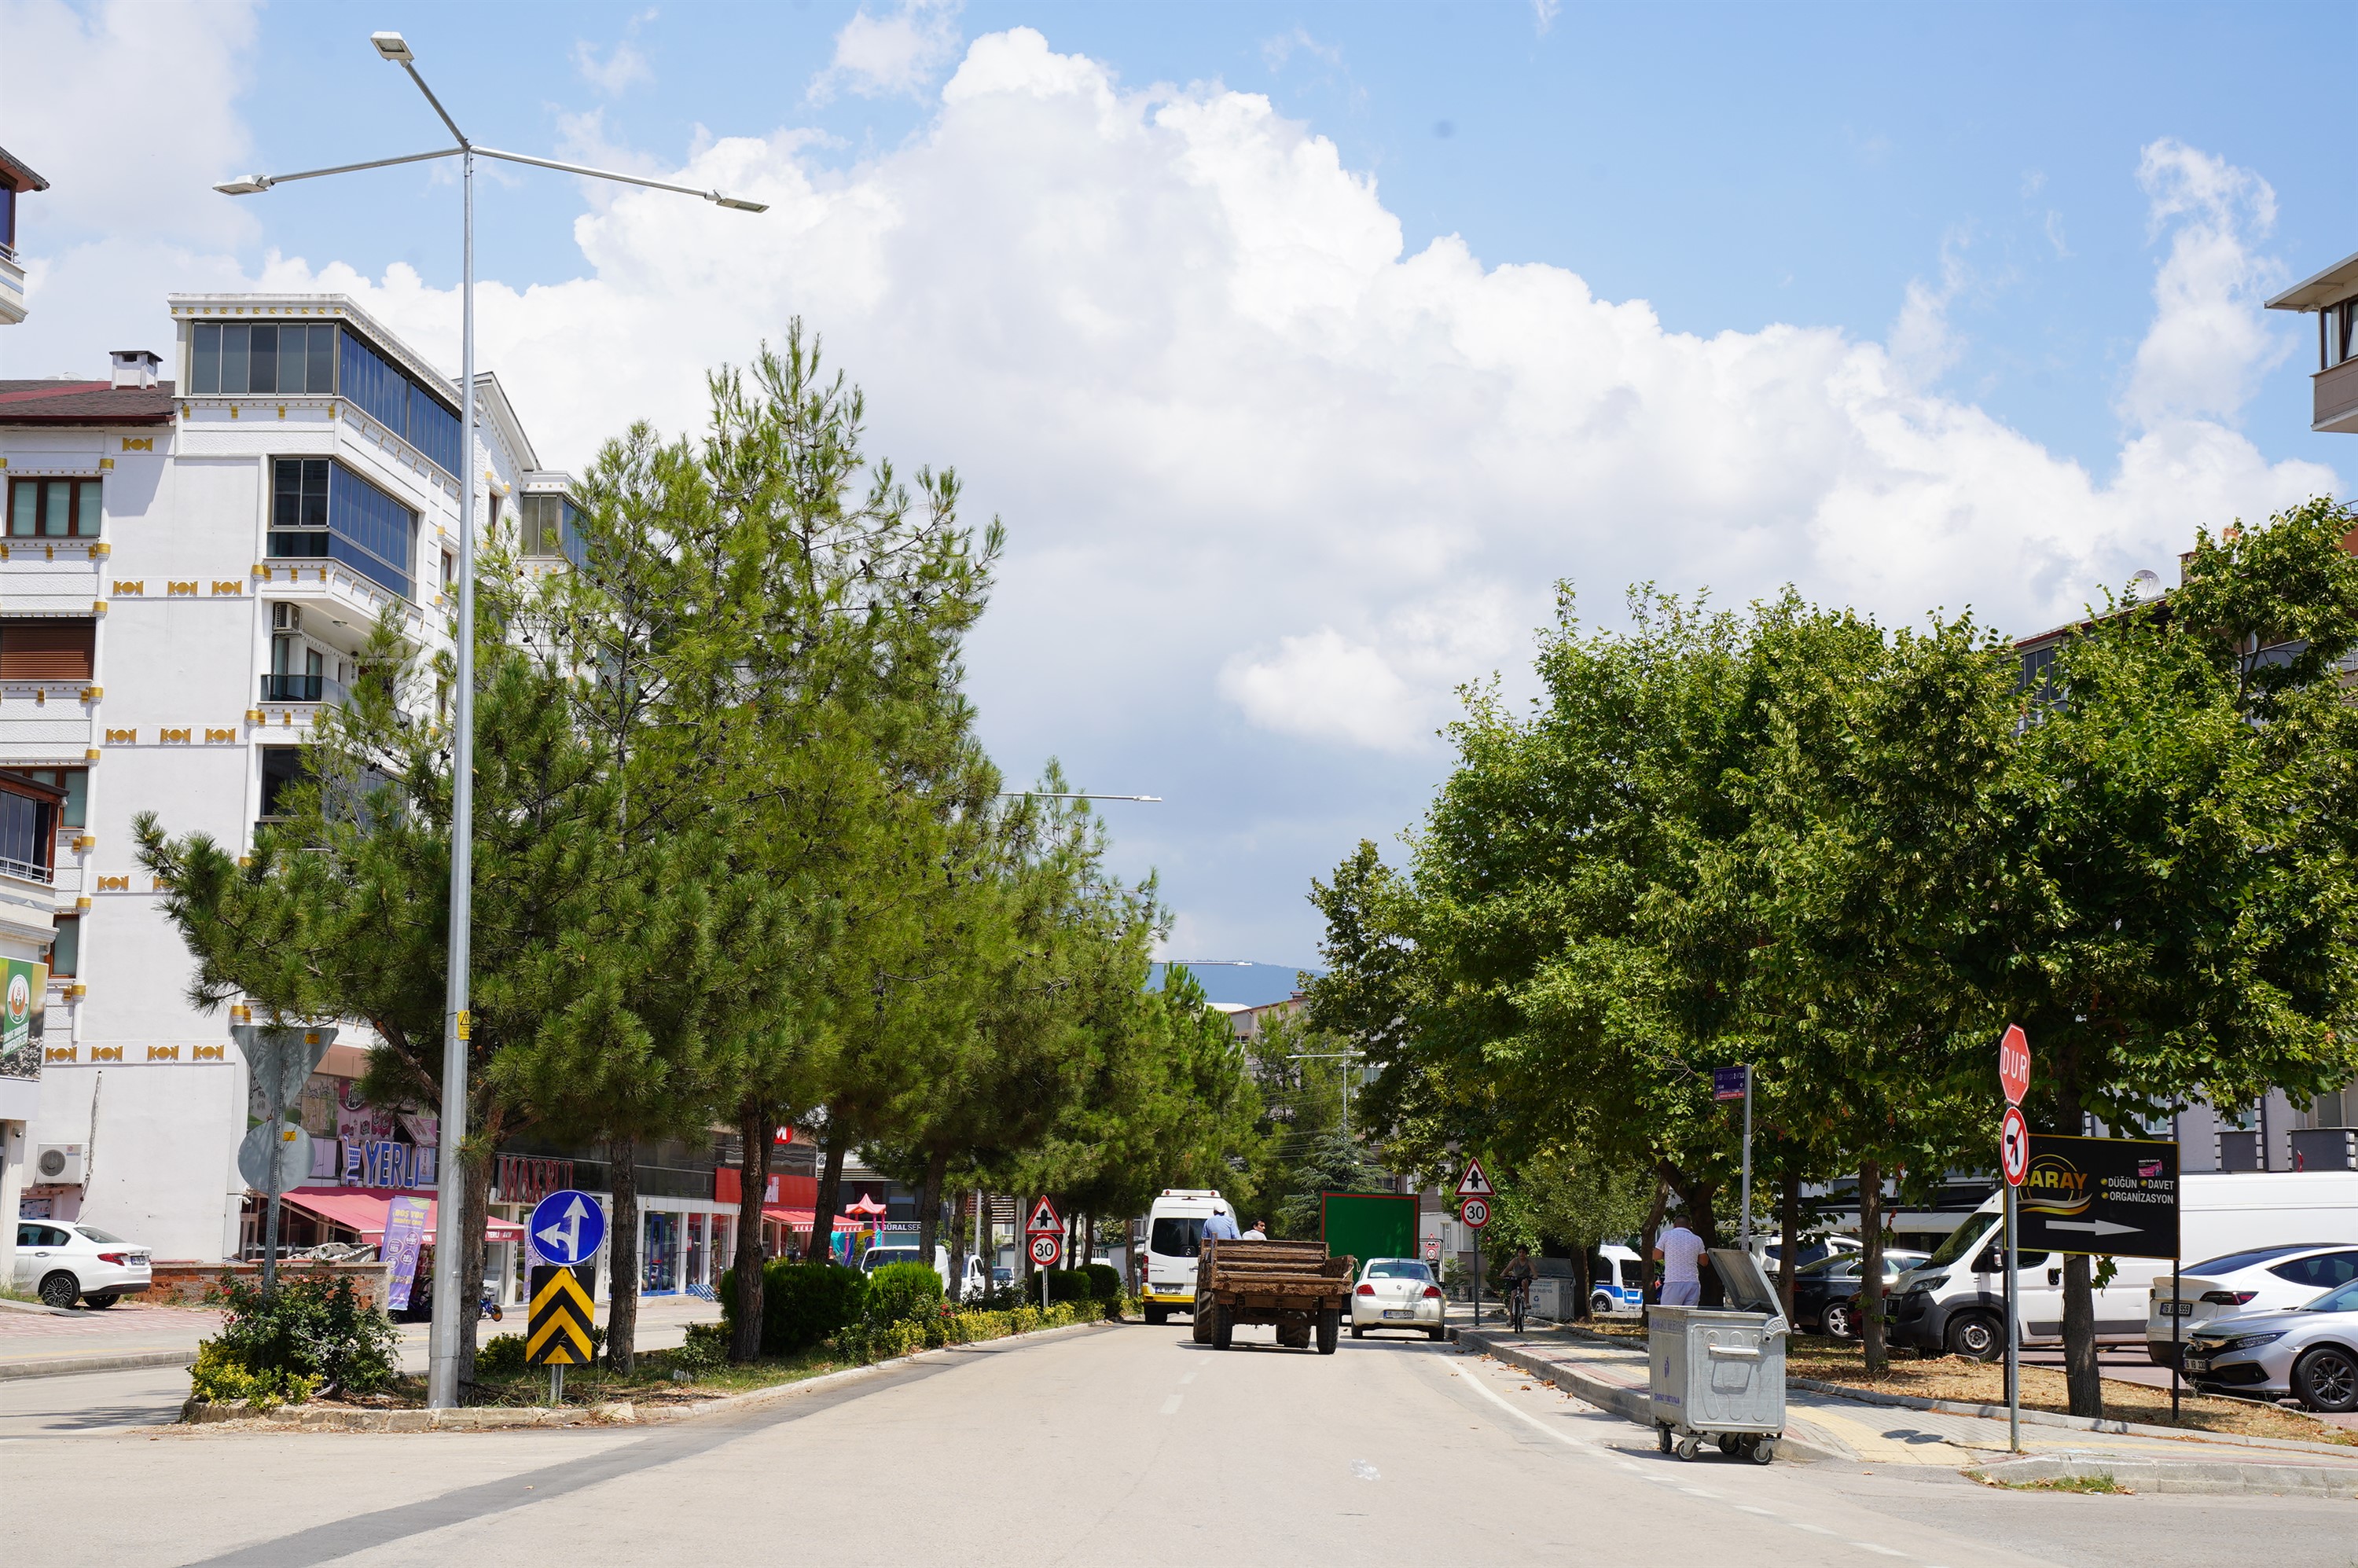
[35,1144,85,1184]
[270,603,302,632]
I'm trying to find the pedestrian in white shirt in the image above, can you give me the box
[1653,1219,1707,1308]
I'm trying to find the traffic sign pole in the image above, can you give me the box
[2005,1180,2019,1453]
[1739,1064,1754,1249]
[1998,1023,2029,1454]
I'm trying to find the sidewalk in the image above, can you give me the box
[1452,1313,2358,1496]
[0,1291,720,1379]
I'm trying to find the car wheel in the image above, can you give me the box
[1211,1307,1234,1351]
[81,1293,119,1309]
[1591,1292,1614,1317]
[1428,1326,1448,1342]
[1144,1303,1168,1327]
[1823,1301,1855,1340]
[38,1271,79,1309]
[1351,1322,1366,1339]
[1945,1311,2002,1362]
[1317,1307,1340,1355]
[2294,1346,2358,1413]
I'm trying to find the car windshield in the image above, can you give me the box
[1922,1217,1996,1269]
[2187,1243,2330,1276]
[2302,1280,2358,1314]
[74,1225,124,1243]
[865,1250,915,1269]
[1366,1260,1432,1282]
[1149,1217,1205,1256]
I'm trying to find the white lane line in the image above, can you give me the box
[1159,1394,1183,1416]
[1852,1546,1908,1559]
[1180,1368,1198,1385]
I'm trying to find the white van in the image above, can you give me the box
[1890,1171,2358,1361]
[859,1243,984,1299]
[1140,1188,1230,1325]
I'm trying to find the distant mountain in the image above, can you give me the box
[1148,960,1321,1008]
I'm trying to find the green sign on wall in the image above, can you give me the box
[0,955,49,1081]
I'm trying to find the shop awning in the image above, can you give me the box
[759,1206,866,1236]
[280,1187,526,1243]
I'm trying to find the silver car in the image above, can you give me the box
[2184,1276,2358,1412]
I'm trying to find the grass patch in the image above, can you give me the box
[1986,1471,2133,1494]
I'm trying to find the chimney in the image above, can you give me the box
[110,349,160,390]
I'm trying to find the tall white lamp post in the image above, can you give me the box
[215,30,766,1410]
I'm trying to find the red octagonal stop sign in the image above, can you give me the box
[1999,1024,2031,1107]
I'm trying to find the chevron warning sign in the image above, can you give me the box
[527,1264,595,1367]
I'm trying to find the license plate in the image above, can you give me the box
[2161,1302,2191,1316]
[1381,1309,1415,1320]
[2186,1357,2211,1373]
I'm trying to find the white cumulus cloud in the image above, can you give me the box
[811,0,963,102]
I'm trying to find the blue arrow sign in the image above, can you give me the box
[529,1189,608,1266]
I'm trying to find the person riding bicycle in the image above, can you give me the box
[1502,1247,1536,1327]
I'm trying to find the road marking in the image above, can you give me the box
[1180,1368,1197,1384]
[1352,1460,1379,1482]
[1853,1546,1908,1559]
[1159,1394,1183,1416]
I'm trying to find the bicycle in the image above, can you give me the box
[1506,1278,1530,1333]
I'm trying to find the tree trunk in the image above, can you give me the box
[918,1145,948,1273]
[805,1127,847,1264]
[606,1136,640,1374]
[1860,1158,1887,1373]
[2055,1078,2102,1417]
[1572,1243,1592,1320]
[456,1137,493,1385]
[948,1188,968,1304]
[1636,1175,1672,1320]
[1779,1166,1802,1320]
[729,1100,773,1363]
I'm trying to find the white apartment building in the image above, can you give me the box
[2,292,582,1275]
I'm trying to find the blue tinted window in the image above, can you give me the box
[338,330,461,477]
[268,457,415,599]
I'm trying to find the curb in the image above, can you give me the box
[167,1316,1113,1434]
[0,1350,196,1381]
[1451,1327,1842,1464]
[1967,1452,2358,1498]
[1787,1376,2358,1460]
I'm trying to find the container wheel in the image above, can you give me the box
[1674,1435,1701,1461]
[1749,1438,1776,1465]
[1716,1434,1742,1456]
[1658,1424,1673,1454]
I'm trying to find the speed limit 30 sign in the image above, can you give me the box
[1029,1232,1063,1268]
[1460,1196,1491,1229]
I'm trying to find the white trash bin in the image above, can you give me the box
[1647,1248,1788,1463]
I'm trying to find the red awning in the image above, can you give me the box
[759,1206,866,1236]
[281,1187,526,1244]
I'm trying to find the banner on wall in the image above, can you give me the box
[381,1195,432,1311]
[0,956,48,1081]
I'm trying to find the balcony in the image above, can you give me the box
[2316,357,2358,433]
[0,246,25,329]
[259,672,349,706]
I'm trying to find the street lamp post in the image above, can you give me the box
[215,30,765,1410]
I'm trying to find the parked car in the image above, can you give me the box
[2184,1276,2358,1412]
[12,1220,152,1309]
[1587,1244,1645,1316]
[1791,1249,1929,1338]
[1754,1233,1862,1272]
[1349,1257,1447,1341]
[2147,1243,2358,1366]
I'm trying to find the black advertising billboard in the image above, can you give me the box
[2016,1134,2180,1260]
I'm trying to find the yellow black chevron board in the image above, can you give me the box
[527,1264,596,1366]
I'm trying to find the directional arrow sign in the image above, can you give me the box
[1024,1195,1063,1236]
[2018,1133,2178,1260]
[529,1189,608,1267]
[1455,1157,1494,1199]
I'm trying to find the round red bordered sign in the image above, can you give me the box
[2000,1104,2030,1188]
[1029,1233,1062,1267]
[1460,1196,1491,1229]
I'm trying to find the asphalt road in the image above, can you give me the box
[10,1318,2358,1566]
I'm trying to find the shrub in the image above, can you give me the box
[718,1259,868,1357]
[188,1340,321,1409]
[475,1333,528,1378]
[194,1266,398,1405]
[1079,1263,1122,1301]
[671,1321,728,1377]
[864,1261,946,1328]
[1041,1269,1095,1305]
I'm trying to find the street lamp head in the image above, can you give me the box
[370,31,415,64]
[709,193,769,212]
[214,175,273,196]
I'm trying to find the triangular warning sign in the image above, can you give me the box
[1025,1195,1062,1234]
[1455,1157,1494,1199]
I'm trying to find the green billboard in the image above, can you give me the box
[1319,1190,1417,1270]
[0,955,49,1081]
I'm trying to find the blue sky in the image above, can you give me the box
[6,1,2351,968]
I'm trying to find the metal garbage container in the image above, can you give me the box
[1647,1248,1788,1463]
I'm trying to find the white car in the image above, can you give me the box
[1350,1257,1446,1341]
[2148,1243,2358,1364]
[13,1219,152,1309]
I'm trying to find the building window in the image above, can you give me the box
[265,632,327,703]
[269,457,419,599]
[0,618,96,681]
[442,550,455,591]
[519,493,584,563]
[12,767,87,829]
[0,781,57,883]
[336,330,462,477]
[7,477,102,538]
[189,321,337,398]
[259,747,310,820]
[46,914,78,980]
[0,184,15,255]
